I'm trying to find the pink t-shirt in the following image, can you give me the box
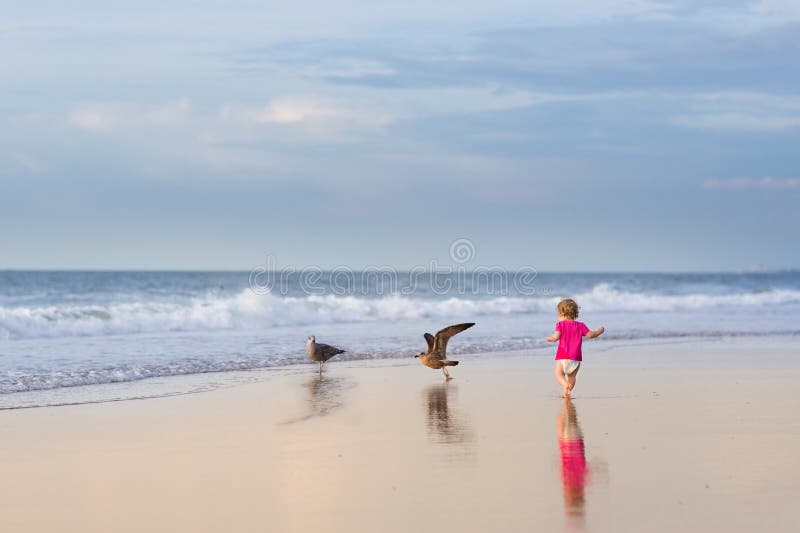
[555,320,590,361]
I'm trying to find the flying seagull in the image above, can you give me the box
[306,336,346,374]
[415,323,475,380]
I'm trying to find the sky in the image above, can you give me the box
[1,0,799,271]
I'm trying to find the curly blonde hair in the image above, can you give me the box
[557,298,579,320]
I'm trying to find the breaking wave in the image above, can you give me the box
[2,283,799,341]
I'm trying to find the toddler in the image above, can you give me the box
[546,299,604,397]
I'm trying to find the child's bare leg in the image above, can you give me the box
[554,362,569,396]
[567,366,580,393]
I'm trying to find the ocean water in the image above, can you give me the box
[1,270,798,408]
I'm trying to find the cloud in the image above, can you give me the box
[703,177,800,190]
[670,113,800,132]
[669,91,800,132]
[218,96,392,141]
[15,153,46,173]
[0,153,46,177]
[220,97,351,124]
[69,105,114,132]
[69,99,192,132]
[750,0,800,20]
[229,14,800,98]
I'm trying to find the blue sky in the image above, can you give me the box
[2,1,799,270]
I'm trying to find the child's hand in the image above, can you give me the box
[586,326,605,339]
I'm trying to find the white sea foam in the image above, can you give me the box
[1,357,296,395]
[1,283,799,341]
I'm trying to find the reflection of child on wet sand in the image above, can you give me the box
[557,398,590,523]
[547,299,604,397]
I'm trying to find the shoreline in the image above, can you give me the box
[2,333,798,410]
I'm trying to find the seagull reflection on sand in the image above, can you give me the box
[424,383,474,448]
[557,399,590,528]
[281,374,352,425]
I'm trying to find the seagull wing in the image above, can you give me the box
[432,323,475,359]
[316,343,346,361]
[424,333,435,352]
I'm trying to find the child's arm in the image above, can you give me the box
[546,331,561,342]
[585,326,605,339]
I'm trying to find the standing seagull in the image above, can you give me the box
[306,336,346,374]
[415,323,475,380]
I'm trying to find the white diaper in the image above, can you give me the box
[561,360,581,375]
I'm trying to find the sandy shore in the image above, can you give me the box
[1,337,798,532]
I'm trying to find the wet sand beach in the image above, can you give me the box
[1,337,797,532]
